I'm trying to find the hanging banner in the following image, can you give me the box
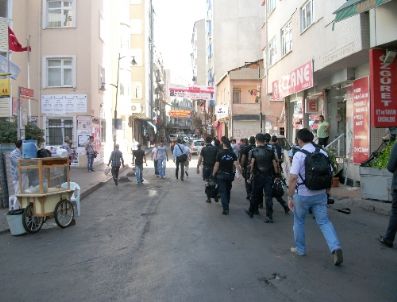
[370,48,397,128]
[169,86,214,100]
[352,77,370,164]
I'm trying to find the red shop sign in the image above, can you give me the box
[272,60,313,100]
[352,77,370,164]
[370,48,397,128]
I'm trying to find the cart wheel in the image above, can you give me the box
[54,199,74,228]
[22,204,44,233]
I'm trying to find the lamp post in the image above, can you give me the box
[101,53,137,147]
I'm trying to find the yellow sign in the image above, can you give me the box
[0,78,10,97]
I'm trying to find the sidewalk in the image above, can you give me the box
[0,163,127,234]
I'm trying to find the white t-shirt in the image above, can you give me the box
[290,143,328,196]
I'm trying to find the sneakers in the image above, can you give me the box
[290,247,305,256]
[222,209,229,215]
[332,248,343,266]
[378,236,393,248]
[264,216,273,223]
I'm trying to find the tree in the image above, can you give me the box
[0,119,17,143]
[25,122,45,145]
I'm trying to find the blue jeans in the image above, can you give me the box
[157,158,166,177]
[87,154,94,171]
[135,164,143,183]
[293,193,341,255]
[154,160,159,175]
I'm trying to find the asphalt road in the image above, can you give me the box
[0,159,396,302]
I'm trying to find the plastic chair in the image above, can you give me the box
[61,182,81,217]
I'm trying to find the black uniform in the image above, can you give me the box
[249,145,276,221]
[200,144,219,202]
[240,144,256,199]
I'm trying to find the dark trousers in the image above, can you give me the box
[217,177,232,210]
[87,154,94,171]
[243,168,252,198]
[384,190,397,243]
[318,137,329,147]
[175,158,185,180]
[154,160,159,175]
[250,174,273,218]
[111,166,120,182]
[275,195,288,211]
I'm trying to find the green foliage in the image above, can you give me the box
[327,148,339,176]
[0,119,17,143]
[369,142,394,169]
[25,122,45,145]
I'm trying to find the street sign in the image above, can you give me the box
[19,87,34,98]
[0,78,10,96]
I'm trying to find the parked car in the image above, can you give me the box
[190,139,205,155]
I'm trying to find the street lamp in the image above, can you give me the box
[100,54,137,146]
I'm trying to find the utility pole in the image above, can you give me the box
[149,0,154,123]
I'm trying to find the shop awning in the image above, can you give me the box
[333,0,392,23]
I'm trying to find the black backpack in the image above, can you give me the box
[298,147,332,190]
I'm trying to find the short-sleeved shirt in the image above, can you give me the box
[216,149,237,174]
[290,143,328,196]
[240,144,255,168]
[317,121,329,138]
[200,144,218,168]
[156,146,167,160]
[133,149,145,165]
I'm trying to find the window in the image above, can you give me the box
[45,57,75,88]
[45,0,75,28]
[301,0,314,32]
[47,118,73,146]
[267,0,276,15]
[281,21,292,56]
[268,36,277,66]
[233,89,241,104]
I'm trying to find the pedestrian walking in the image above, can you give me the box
[212,137,241,215]
[152,143,159,177]
[240,136,256,200]
[184,144,192,178]
[173,139,188,181]
[317,115,330,147]
[156,141,169,179]
[107,144,125,186]
[133,144,147,184]
[197,136,219,203]
[231,138,239,158]
[287,128,343,266]
[245,133,279,223]
[85,136,96,172]
[379,140,397,248]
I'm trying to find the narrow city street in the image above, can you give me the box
[0,159,396,302]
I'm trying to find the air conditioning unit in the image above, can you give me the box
[131,103,142,113]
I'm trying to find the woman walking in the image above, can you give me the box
[212,137,242,215]
[156,141,168,178]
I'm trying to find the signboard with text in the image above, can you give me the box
[353,77,370,164]
[169,86,214,101]
[370,48,397,128]
[41,94,87,115]
[169,109,191,118]
[272,60,313,100]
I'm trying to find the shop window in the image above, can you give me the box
[300,0,314,33]
[281,20,292,56]
[44,0,75,28]
[233,88,241,104]
[47,118,73,146]
[45,56,75,88]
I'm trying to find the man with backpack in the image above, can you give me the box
[197,136,219,203]
[246,133,279,223]
[288,128,343,266]
[173,138,188,181]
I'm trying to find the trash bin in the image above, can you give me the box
[5,209,26,236]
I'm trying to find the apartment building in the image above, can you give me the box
[262,0,397,183]
[191,19,206,86]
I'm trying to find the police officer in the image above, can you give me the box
[197,136,219,203]
[239,136,256,200]
[246,133,279,223]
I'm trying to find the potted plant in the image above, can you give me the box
[359,140,394,202]
[327,148,341,187]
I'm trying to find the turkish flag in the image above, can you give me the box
[8,27,31,52]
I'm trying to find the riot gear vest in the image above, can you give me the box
[251,145,275,175]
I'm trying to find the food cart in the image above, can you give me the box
[16,158,75,233]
